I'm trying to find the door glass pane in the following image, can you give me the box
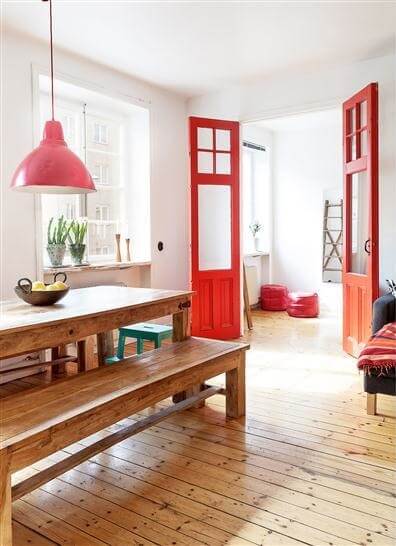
[216,152,231,174]
[198,128,213,149]
[198,185,231,271]
[197,151,213,173]
[216,129,231,151]
[349,107,356,133]
[360,101,367,127]
[350,171,369,275]
[361,130,368,157]
[351,134,357,160]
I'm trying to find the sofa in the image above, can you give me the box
[363,293,396,415]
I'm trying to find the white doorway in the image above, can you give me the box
[242,107,343,335]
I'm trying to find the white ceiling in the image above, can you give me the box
[3,1,396,97]
[251,107,341,132]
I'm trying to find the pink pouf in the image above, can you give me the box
[261,284,289,311]
[287,292,319,318]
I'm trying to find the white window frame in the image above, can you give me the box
[37,94,126,265]
[32,64,152,276]
[242,141,270,255]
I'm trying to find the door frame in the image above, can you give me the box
[240,96,350,343]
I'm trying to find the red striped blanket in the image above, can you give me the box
[357,322,396,375]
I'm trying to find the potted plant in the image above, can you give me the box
[249,221,263,251]
[47,216,71,267]
[68,219,88,265]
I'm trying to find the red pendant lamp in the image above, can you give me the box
[10,0,96,194]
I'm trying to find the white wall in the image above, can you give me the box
[189,54,396,293]
[1,29,189,299]
[270,115,343,292]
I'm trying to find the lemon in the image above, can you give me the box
[46,283,59,291]
[53,281,68,290]
[32,281,46,291]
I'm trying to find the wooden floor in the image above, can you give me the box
[2,297,395,545]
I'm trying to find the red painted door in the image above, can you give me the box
[190,117,240,339]
[343,83,379,357]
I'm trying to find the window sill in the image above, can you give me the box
[43,261,151,275]
[244,251,269,258]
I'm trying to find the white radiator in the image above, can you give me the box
[245,264,260,306]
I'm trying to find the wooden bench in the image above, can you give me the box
[0,336,248,545]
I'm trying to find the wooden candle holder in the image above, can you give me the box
[125,238,131,262]
[115,233,122,262]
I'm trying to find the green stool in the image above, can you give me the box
[106,322,173,364]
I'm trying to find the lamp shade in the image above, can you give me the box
[11,120,96,194]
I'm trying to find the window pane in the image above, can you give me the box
[86,114,120,153]
[351,134,357,160]
[198,185,231,270]
[197,127,213,149]
[350,171,368,275]
[215,129,231,151]
[349,107,356,133]
[360,100,367,127]
[88,221,117,258]
[361,130,368,157]
[197,151,213,173]
[87,188,121,222]
[216,152,231,174]
[41,195,80,266]
[86,151,119,187]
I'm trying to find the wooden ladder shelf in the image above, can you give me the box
[322,199,343,276]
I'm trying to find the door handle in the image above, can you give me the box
[364,239,371,255]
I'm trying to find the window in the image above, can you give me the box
[93,122,108,145]
[38,75,151,265]
[62,114,76,143]
[242,141,270,254]
[93,163,109,185]
[95,205,110,221]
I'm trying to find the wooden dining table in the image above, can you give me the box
[0,286,193,365]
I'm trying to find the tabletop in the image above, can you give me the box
[0,286,193,335]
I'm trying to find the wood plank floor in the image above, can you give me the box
[2,299,395,545]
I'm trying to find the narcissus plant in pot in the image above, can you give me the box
[68,219,88,266]
[47,215,71,267]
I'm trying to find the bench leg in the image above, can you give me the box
[0,452,12,546]
[367,393,377,415]
[173,385,205,408]
[226,352,246,418]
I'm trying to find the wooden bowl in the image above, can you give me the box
[14,272,69,306]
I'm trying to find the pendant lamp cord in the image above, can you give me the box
[43,0,55,120]
[49,0,55,120]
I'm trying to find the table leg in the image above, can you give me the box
[97,331,115,366]
[172,305,204,407]
[52,345,67,375]
[226,351,246,418]
[173,306,191,341]
[77,336,96,372]
[0,451,12,546]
